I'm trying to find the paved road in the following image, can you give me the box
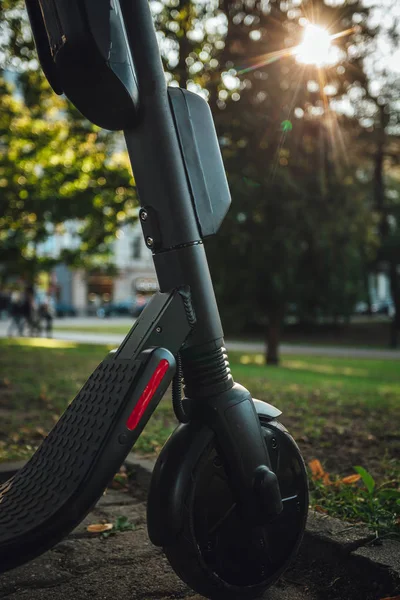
[1,318,399,359]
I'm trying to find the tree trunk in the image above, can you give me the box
[361,253,372,315]
[266,309,282,365]
[374,134,387,237]
[373,105,394,346]
[175,1,192,87]
[389,261,400,348]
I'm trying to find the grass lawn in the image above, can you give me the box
[0,338,398,532]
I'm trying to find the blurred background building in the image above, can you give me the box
[35,221,157,315]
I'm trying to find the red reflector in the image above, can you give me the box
[126,359,170,431]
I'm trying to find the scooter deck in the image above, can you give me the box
[0,355,142,571]
[0,290,193,573]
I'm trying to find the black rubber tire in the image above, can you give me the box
[163,419,308,600]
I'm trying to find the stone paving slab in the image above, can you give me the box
[126,454,400,600]
[1,457,399,600]
[305,511,376,550]
[353,540,400,575]
[0,488,315,600]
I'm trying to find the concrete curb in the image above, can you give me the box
[125,452,400,599]
[0,460,26,484]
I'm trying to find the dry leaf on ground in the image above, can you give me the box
[309,459,332,485]
[309,459,325,479]
[338,474,361,485]
[87,523,113,533]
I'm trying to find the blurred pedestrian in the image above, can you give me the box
[7,291,23,337]
[39,296,55,338]
[21,286,41,337]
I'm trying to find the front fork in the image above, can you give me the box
[120,280,282,523]
[183,357,283,523]
[149,243,283,521]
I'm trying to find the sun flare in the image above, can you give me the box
[238,23,352,75]
[296,24,334,66]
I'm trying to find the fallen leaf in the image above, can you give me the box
[87,523,113,533]
[0,481,13,505]
[314,505,327,514]
[309,459,332,485]
[309,459,325,480]
[338,474,361,485]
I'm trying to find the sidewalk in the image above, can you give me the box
[1,455,399,600]
[0,487,315,600]
[1,320,399,359]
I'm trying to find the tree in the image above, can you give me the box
[369,105,400,348]
[1,0,380,362]
[346,5,400,347]
[0,2,137,282]
[158,0,377,363]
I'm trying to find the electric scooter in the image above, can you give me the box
[0,2,308,598]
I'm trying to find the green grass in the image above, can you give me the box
[236,352,399,470]
[309,464,400,537]
[0,338,398,533]
[0,339,108,461]
[237,352,400,388]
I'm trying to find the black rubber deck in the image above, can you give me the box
[0,291,191,574]
[0,356,141,572]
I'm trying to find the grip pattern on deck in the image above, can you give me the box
[0,358,138,544]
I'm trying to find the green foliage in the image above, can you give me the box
[0,2,138,279]
[354,465,376,495]
[151,0,224,89]
[157,0,379,356]
[0,75,136,277]
[101,516,136,539]
[310,465,400,537]
[0,0,392,352]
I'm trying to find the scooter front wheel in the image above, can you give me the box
[164,419,308,600]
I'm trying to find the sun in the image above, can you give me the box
[237,22,351,75]
[296,24,334,66]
